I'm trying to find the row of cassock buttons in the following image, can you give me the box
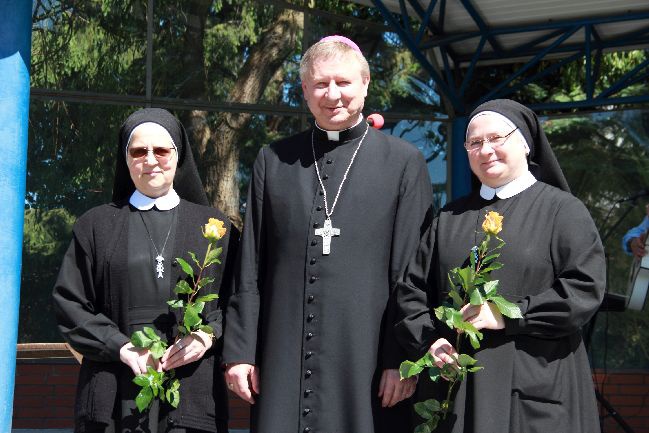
[303,157,332,433]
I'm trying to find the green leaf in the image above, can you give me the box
[457,354,478,367]
[197,277,215,289]
[199,325,214,336]
[468,287,485,305]
[183,304,203,330]
[482,262,504,273]
[400,360,424,379]
[419,352,436,368]
[150,341,166,359]
[441,364,459,381]
[174,280,193,295]
[142,326,161,342]
[135,385,153,412]
[196,294,219,303]
[414,399,441,420]
[206,247,222,266]
[177,325,188,335]
[131,330,153,348]
[456,266,475,290]
[428,366,442,382]
[482,253,500,266]
[132,374,151,387]
[176,257,194,279]
[168,389,180,408]
[414,423,433,433]
[434,306,445,321]
[468,366,484,373]
[448,288,463,309]
[188,251,200,267]
[490,296,523,319]
[167,299,184,309]
[194,301,206,314]
[483,280,499,297]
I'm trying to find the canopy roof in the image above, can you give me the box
[348,0,649,112]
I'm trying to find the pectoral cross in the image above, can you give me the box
[314,218,340,255]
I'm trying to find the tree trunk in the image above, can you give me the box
[207,9,302,228]
[187,8,302,228]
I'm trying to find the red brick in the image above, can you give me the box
[45,394,75,407]
[12,418,45,429]
[16,364,52,375]
[54,384,78,396]
[47,374,78,385]
[15,374,47,385]
[608,374,642,385]
[14,406,54,418]
[52,364,80,375]
[13,396,45,407]
[44,418,75,429]
[609,395,645,407]
[617,384,649,395]
[17,384,54,395]
[229,419,250,429]
[229,405,250,419]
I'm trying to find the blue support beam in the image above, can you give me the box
[370,0,649,115]
[0,1,32,430]
[451,117,471,199]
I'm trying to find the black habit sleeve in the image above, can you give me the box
[393,215,440,360]
[504,197,605,338]
[207,223,240,341]
[52,235,130,362]
[222,147,266,365]
[382,150,433,368]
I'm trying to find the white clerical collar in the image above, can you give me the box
[480,171,537,200]
[315,115,364,141]
[129,188,180,210]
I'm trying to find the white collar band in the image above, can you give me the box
[129,188,180,210]
[480,171,537,200]
[315,115,364,142]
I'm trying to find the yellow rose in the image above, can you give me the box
[481,211,503,235]
[203,218,227,241]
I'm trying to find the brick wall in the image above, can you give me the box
[13,358,251,431]
[12,357,649,432]
[594,370,649,433]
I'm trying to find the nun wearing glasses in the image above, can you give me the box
[53,108,238,433]
[394,99,605,432]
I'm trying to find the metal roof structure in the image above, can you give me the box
[350,0,649,114]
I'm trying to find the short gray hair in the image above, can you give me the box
[299,40,370,81]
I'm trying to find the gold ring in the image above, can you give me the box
[178,341,184,350]
[228,383,234,390]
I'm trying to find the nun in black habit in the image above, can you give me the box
[395,99,605,433]
[52,108,238,433]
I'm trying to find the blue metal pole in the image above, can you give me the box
[0,1,32,430]
[451,116,471,200]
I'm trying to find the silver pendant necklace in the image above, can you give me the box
[139,212,174,278]
[311,124,369,255]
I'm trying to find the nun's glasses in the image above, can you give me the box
[128,146,176,164]
[464,127,518,152]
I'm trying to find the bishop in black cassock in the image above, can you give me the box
[222,36,433,433]
[395,99,605,433]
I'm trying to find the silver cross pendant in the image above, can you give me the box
[155,255,165,279]
[314,218,340,255]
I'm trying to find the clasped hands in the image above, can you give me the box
[224,365,417,408]
[429,302,505,371]
[119,329,213,376]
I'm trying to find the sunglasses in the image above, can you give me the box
[128,146,176,163]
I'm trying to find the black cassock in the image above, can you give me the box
[395,181,605,433]
[223,122,433,433]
